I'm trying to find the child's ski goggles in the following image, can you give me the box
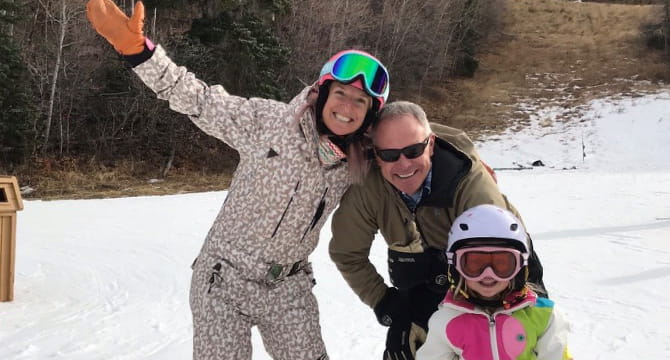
[452,246,528,281]
[319,51,390,101]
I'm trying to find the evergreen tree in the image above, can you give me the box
[187,4,290,100]
[0,0,36,167]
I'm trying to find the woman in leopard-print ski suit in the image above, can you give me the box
[86,1,390,359]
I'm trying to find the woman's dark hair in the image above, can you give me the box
[314,81,379,183]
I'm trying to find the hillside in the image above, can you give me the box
[21,0,670,199]
[415,0,670,137]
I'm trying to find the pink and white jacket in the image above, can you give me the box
[417,290,572,360]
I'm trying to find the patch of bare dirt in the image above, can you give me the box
[414,0,670,139]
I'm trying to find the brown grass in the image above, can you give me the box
[411,0,670,138]
[16,157,232,200]
[12,0,670,200]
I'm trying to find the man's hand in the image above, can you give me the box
[374,288,425,359]
[383,322,427,360]
[408,285,445,330]
[374,288,410,327]
[86,0,145,55]
[383,320,412,360]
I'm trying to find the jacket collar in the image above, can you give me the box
[420,137,472,207]
[288,86,346,168]
[442,288,537,314]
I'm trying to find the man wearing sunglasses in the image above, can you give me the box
[329,101,546,360]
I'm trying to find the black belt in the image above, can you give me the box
[266,259,306,285]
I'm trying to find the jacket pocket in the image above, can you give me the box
[300,187,328,242]
[271,181,299,238]
[206,258,249,310]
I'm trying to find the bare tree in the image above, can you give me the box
[42,0,67,154]
[277,0,497,92]
[276,0,372,89]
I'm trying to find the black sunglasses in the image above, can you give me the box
[374,136,431,162]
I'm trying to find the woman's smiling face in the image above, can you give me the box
[320,81,372,136]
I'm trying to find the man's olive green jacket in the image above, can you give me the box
[328,123,529,309]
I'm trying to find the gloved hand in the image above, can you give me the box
[409,285,445,330]
[383,321,417,360]
[86,0,146,55]
[382,323,426,360]
[374,288,417,360]
[374,287,410,327]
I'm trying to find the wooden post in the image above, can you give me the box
[0,176,24,302]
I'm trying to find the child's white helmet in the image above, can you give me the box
[446,205,533,305]
[447,204,529,257]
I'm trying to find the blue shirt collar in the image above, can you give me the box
[399,167,433,212]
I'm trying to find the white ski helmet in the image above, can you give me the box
[446,204,532,304]
[447,204,529,259]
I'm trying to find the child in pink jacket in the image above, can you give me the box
[417,204,572,360]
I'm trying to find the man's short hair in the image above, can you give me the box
[373,101,432,138]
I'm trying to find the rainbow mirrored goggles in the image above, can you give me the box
[319,51,390,102]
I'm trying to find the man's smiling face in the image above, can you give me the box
[373,114,434,195]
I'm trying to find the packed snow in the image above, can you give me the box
[1,91,669,359]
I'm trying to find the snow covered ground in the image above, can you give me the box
[1,91,669,359]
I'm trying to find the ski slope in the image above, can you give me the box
[1,92,669,359]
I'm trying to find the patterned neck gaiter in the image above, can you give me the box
[317,135,347,167]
